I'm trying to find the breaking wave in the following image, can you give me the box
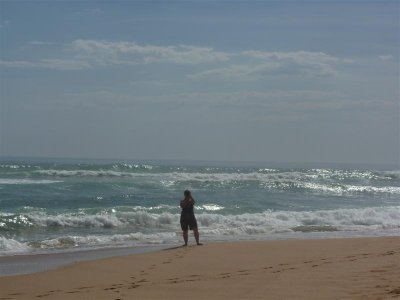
[27,168,400,196]
[1,206,399,255]
[1,161,399,256]
[2,206,399,232]
[0,179,62,185]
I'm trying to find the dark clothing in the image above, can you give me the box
[181,202,194,214]
[180,203,197,231]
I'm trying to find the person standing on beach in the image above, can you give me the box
[180,190,202,246]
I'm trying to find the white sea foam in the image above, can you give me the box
[380,170,400,179]
[0,164,31,169]
[0,232,177,255]
[33,232,177,250]
[1,206,399,255]
[0,237,31,254]
[0,179,62,185]
[300,182,400,195]
[112,163,154,170]
[199,204,225,211]
[202,206,400,235]
[6,206,399,233]
[35,169,132,177]
[32,169,400,195]
[20,211,179,229]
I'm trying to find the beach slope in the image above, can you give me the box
[1,237,399,299]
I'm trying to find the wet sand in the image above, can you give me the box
[0,237,399,299]
[0,245,167,276]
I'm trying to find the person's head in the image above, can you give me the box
[184,190,191,198]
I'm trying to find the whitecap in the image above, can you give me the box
[0,179,62,185]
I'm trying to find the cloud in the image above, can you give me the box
[1,40,230,71]
[379,54,393,61]
[28,41,57,46]
[55,87,397,126]
[60,89,345,110]
[0,60,37,68]
[242,50,339,62]
[163,90,397,123]
[188,63,282,80]
[0,59,90,70]
[70,39,230,65]
[0,20,10,29]
[39,59,91,70]
[1,39,343,79]
[190,51,342,79]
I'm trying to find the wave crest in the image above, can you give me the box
[1,206,399,255]
[2,206,399,233]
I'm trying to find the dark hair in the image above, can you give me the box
[184,190,191,197]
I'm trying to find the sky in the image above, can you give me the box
[0,0,399,166]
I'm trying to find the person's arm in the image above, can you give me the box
[180,199,190,208]
[181,197,195,208]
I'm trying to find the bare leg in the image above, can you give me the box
[193,228,202,245]
[183,230,188,246]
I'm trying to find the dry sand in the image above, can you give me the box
[0,237,399,300]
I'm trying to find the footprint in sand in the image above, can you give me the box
[128,284,141,289]
[303,260,313,264]
[345,255,356,259]
[237,270,250,276]
[167,277,180,281]
[104,284,123,292]
[77,286,93,290]
[169,280,181,284]
[148,264,157,270]
[389,287,400,295]
[375,285,390,288]
[370,269,387,273]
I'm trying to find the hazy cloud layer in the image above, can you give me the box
[1,39,345,77]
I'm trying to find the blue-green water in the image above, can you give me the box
[0,158,399,256]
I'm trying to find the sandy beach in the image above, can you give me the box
[0,237,399,300]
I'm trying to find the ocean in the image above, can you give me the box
[1,158,399,258]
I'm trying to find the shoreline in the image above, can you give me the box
[0,236,399,299]
[0,244,170,277]
[1,231,400,276]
